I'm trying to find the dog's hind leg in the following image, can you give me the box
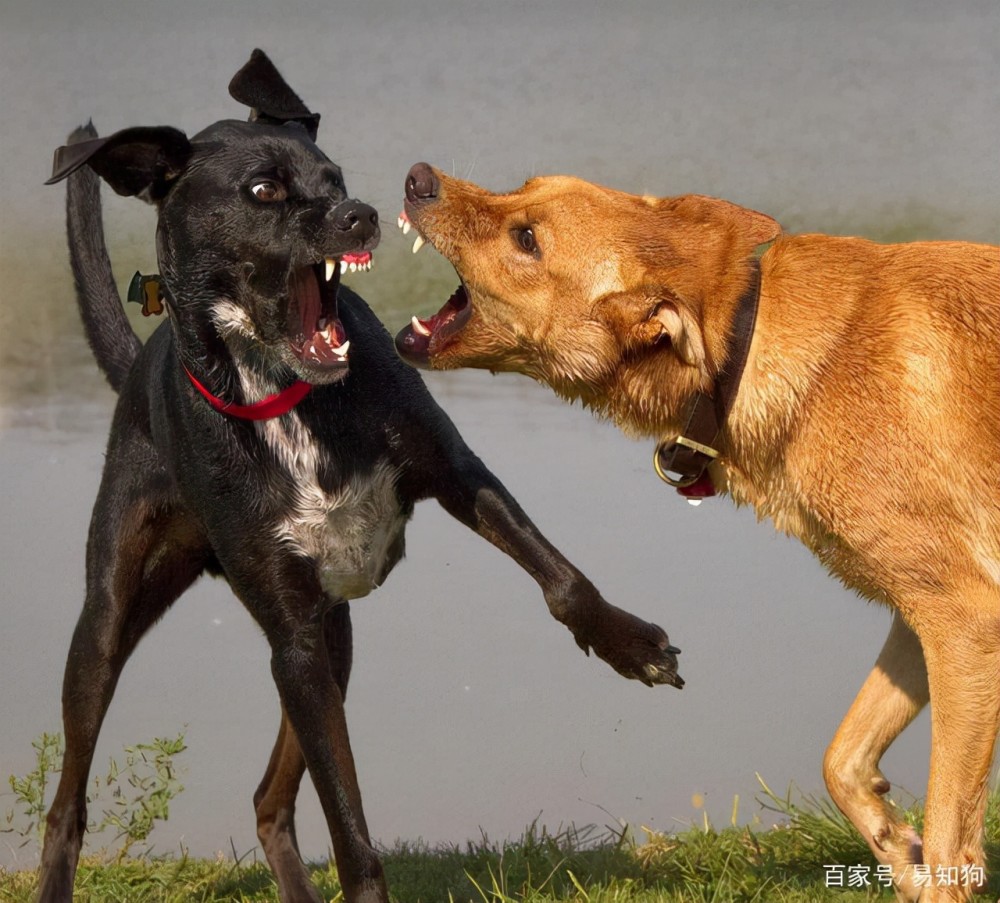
[913,585,1000,902]
[823,612,929,901]
[253,604,353,903]
[37,452,209,902]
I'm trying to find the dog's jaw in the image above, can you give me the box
[395,283,472,367]
[288,259,351,369]
[209,252,377,390]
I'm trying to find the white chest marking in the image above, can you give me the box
[255,398,408,601]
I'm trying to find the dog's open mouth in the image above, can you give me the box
[396,284,471,365]
[392,212,471,367]
[289,251,371,369]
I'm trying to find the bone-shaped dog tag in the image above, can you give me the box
[127,271,165,316]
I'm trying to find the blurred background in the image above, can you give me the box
[1,0,997,868]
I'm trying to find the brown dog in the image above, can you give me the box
[393,163,1000,902]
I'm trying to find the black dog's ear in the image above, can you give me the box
[229,48,320,141]
[46,125,193,201]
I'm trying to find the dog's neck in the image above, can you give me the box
[184,364,312,420]
[652,257,762,494]
[164,285,314,420]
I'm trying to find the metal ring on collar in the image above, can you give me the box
[653,438,703,488]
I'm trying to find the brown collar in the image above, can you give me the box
[653,256,762,499]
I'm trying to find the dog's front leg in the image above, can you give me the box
[231,569,385,903]
[431,450,683,688]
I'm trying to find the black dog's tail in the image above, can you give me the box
[65,123,143,394]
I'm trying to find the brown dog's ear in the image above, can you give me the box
[679,194,782,248]
[648,298,706,370]
[46,124,192,201]
[600,290,707,372]
[229,48,320,141]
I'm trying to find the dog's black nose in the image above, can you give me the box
[332,200,379,236]
[405,163,439,203]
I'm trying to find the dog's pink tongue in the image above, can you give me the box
[291,267,322,339]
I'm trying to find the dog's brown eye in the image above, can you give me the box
[514,227,539,256]
[250,180,287,202]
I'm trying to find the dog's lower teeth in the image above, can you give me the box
[412,235,426,254]
[324,257,336,282]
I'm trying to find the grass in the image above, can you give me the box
[4,782,1000,902]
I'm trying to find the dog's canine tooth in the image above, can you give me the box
[324,257,336,282]
[411,316,432,338]
[333,340,350,357]
[340,259,349,275]
[412,235,426,254]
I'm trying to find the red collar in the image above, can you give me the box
[184,366,312,421]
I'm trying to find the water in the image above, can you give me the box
[2,0,998,869]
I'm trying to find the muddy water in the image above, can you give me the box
[2,0,997,868]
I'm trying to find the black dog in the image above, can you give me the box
[39,50,682,903]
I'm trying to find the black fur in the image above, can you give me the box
[37,50,681,903]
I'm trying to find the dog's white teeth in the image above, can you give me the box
[349,262,358,273]
[402,220,412,235]
[687,498,703,508]
[334,340,350,358]
[412,235,426,254]
[411,316,432,337]
[340,259,349,275]
[397,215,406,230]
[324,257,336,282]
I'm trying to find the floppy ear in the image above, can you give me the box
[229,48,320,140]
[597,289,707,372]
[647,298,706,369]
[681,194,782,248]
[45,124,192,201]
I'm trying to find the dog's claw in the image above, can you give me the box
[570,603,683,689]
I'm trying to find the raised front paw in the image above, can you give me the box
[573,603,683,688]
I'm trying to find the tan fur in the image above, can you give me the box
[404,169,1000,901]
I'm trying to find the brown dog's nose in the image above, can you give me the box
[405,163,438,203]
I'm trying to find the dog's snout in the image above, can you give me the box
[332,200,379,236]
[405,163,439,203]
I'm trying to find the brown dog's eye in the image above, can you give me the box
[513,227,539,257]
[250,180,287,202]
